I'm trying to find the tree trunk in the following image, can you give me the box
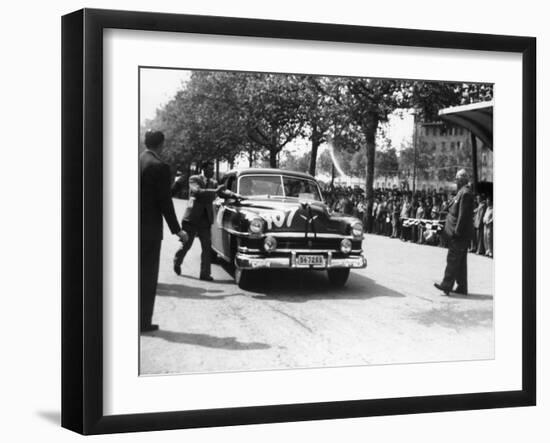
[269,148,278,168]
[309,133,321,176]
[364,117,378,205]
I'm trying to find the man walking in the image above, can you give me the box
[434,169,474,296]
[140,130,188,332]
[173,160,226,281]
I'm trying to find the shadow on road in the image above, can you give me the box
[156,283,245,300]
[251,269,406,302]
[179,274,235,284]
[152,329,271,350]
[443,292,493,301]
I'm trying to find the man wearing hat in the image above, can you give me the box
[173,160,228,281]
[140,130,188,332]
[434,169,474,296]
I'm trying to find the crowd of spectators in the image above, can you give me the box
[321,184,493,257]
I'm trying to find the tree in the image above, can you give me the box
[349,151,367,177]
[145,71,248,173]
[317,149,334,176]
[297,76,341,175]
[242,74,305,167]
[329,78,405,203]
[279,151,311,173]
[375,147,399,178]
[182,71,251,165]
[335,78,493,204]
[399,140,433,186]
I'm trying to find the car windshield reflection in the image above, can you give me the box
[238,175,322,201]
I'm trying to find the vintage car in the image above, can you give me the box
[211,168,367,289]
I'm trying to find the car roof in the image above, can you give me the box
[225,168,316,181]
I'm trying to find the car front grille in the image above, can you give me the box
[240,237,362,251]
[276,238,340,250]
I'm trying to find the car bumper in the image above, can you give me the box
[235,251,367,270]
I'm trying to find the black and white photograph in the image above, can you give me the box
[139,67,495,375]
[1,0,541,439]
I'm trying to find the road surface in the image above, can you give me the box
[140,199,494,375]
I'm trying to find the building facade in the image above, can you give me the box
[411,121,493,191]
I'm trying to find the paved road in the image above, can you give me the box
[140,199,494,375]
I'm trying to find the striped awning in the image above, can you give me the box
[438,100,493,150]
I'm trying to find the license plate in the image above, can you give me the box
[297,255,325,267]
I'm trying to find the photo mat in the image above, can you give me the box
[138,66,495,376]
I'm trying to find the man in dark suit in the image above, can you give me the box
[140,130,188,332]
[434,169,474,296]
[173,160,227,281]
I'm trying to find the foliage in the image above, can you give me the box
[279,151,311,173]
[144,71,492,193]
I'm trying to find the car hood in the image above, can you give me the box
[236,198,359,235]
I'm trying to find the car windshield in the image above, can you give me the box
[238,175,322,201]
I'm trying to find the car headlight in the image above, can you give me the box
[351,222,364,238]
[264,235,277,253]
[340,238,352,254]
[249,217,264,235]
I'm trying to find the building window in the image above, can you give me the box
[441,141,446,151]
[450,142,456,150]
[432,142,437,151]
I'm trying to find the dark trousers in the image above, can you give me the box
[441,238,468,292]
[140,235,161,329]
[391,221,398,238]
[400,220,410,241]
[366,215,374,233]
[174,220,212,277]
[475,226,485,255]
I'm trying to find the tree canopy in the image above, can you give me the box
[144,71,492,197]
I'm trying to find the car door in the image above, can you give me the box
[211,175,227,255]
[219,174,238,258]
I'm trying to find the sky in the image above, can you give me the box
[139,67,414,149]
[140,68,191,125]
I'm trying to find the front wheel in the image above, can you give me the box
[327,268,350,287]
[235,268,253,290]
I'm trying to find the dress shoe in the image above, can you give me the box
[434,282,451,295]
[141,323,159,333]
[173,259,181,276]
[454,287,468,295]
[200,275,214,281]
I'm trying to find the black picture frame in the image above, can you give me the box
[61,8,536,435]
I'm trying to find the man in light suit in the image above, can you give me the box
[473,194,487,255]
[140,130,188,332]
[434,169,474,296]
[173,160,227,281]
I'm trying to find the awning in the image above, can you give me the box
[438,100,493,150]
